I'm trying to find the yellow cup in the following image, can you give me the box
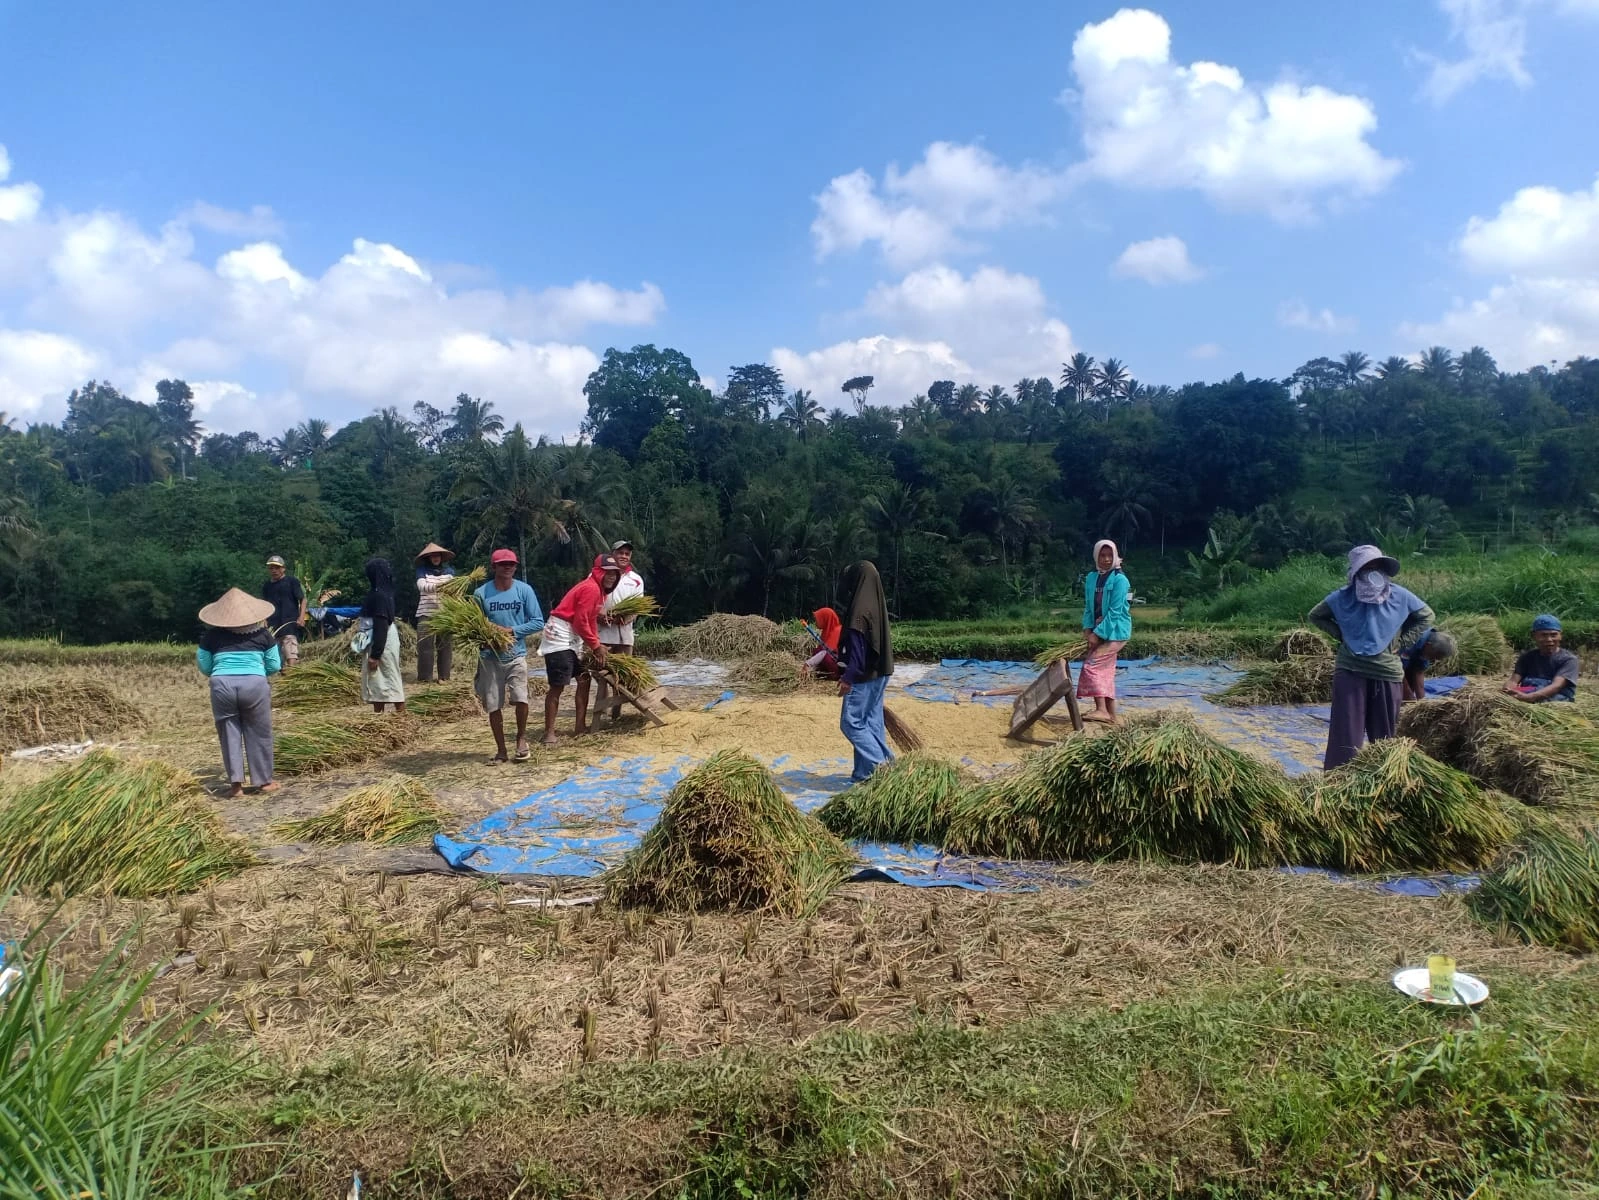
[1427,954,1456,1001]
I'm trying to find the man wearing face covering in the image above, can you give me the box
[836,560,895,783]
[1308,545,1434,769]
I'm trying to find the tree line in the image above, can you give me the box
[1,341,1596,643]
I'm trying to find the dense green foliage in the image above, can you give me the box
[2,344,1597,643]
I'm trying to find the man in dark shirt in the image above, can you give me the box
[261,555,307,672]
[1504,613,1579,703]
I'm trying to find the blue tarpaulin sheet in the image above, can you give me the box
[434,657,1478,895]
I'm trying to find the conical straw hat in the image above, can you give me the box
[198,587,275,630]
[415,542,456,563]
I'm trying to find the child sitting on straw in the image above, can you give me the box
[1504,614,1580,703]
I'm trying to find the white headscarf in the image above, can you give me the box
[1092,539,1122,570]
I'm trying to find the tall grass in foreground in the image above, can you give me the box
[0,927,239,1200]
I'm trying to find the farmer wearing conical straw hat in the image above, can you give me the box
[197,587,282,799]
[414,542,457,683]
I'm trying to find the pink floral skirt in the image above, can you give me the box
[1076,640,1126,699]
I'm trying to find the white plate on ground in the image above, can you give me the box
[1392,966,1489,1006]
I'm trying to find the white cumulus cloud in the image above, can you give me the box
[0,330,100,419]
[811,142,1065,267]
[1457,174,1599,275]
[1416,0,1599,103]
[1066,8,1402,222]
[1111,235,1202,284]
[1278,300,1358,335]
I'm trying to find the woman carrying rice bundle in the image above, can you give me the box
[1078,539,1132,724]
[359,557,407,714]
[196,587,282,798]
[1308,544,1434,769]
[836,561,894,783]
[413,542,456,683]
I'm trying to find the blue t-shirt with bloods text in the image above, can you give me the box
[473,579,545,662]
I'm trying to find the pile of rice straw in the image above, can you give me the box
[1269,627,1331,661]
[670,613,784,660]
[606,749,855,916]
[944,713,1301,867]
[276,775,448,845]
[275,712,419,775]
[729,652,810,694]
[273,661,360,710]
[1293,737,1516,872]
[0,750,253,895]
[1212,656,1334,707]
[1469,819,1599,951]
[816,751,973,846]
[406,685,488,720]
[1397,685,1599,809]
[1436,615,1513,676]
[0,680,145,753]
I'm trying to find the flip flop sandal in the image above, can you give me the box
[513,748,531,762]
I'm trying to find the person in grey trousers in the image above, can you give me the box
[196,587,283,798]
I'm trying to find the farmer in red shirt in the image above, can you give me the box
[535,553,621,744]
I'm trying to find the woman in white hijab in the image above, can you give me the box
[1078,539,1132,723]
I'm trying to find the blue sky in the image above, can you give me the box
[1,0,1596,436]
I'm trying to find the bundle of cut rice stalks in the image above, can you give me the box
[1291,737,1515,873]
[1436,614,1513,676]
[943,712,1301,866]
[276,775,448,845]
[589,651,658,696]
[276,712,419,776]
[730,651,810,694]
[1467,820,1599,951]
[606,749,856,916]
[671,613,782,660]
[1268,627,1331,661]
[1397,685,1599,810]
[1211,656,1334,707]
[273,660,360,710]
[436,565,488,601]
[422,594,514,656]
[301,619,419,663]
[1033,640,1089,670]
[0,680,145,754]
[816,751,973,846]
[405,685,487,720]
[606,594,662,623]
[0,750,254,896]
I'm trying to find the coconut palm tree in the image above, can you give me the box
[953,383,984,416]
[1093,358,1130,401]
[865,481,931,612]
[449,394,504,444]
[297,418,330,457]
[1338,351,1371,387]
[983,385,1010,413]
[1060,353,1096,404]
[723,507,818,618]
[1420,346,1457,385]
[1020,394,1055,446]
[777,390,823,440]
[115,407,173,484]
[902,394,943,436]
[984,479,1037,573]
[1376,356,1412,380]
[0,494,37,569]
[1098,465,1153,548]
[1457,346,1497,392]
[450,425,558,571]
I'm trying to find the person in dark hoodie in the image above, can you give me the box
[836,560,894,783]
[359,556,406,714]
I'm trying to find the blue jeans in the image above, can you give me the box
[1519,677,1575,702]
[841,676,893,783]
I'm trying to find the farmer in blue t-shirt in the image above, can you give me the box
[472,548,545,761]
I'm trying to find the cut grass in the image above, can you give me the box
[0,680,146,753]
[606,749,856,915]
[275,713,419,776]
[275,775,448,845]
[1469,819,1599,950]
[272,660,360,711]
[1293,737,1517,873]
[421,595,513,655]
[1211,656,1334,706]
[815,751,973,845]
[0,749,253,896]
[944,712,1301,866]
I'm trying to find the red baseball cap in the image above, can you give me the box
[491,549,518,565]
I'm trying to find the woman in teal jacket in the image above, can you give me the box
[1079,539,1132,723]
[196,587,282,798]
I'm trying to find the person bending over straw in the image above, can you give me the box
[537,553,620,745]
[473,548,545,762]
[1400,627,1458,701]
[1308,545,1434,769]
[197,587,282,798]
[837,561,894,783]
[414,542,457,683]
[1504,613,1580,703]
[359,557,406,715]
[1078,539,1131,724]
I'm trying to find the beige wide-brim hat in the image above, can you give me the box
[415,542,456,564]
[198,587,275,630]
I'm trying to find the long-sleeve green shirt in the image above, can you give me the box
[1307,599,1435,681]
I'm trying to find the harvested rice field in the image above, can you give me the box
[1,641,1596,1198]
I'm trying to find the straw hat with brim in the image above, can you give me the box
[199,588,275,630]
[415,542,455,563]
